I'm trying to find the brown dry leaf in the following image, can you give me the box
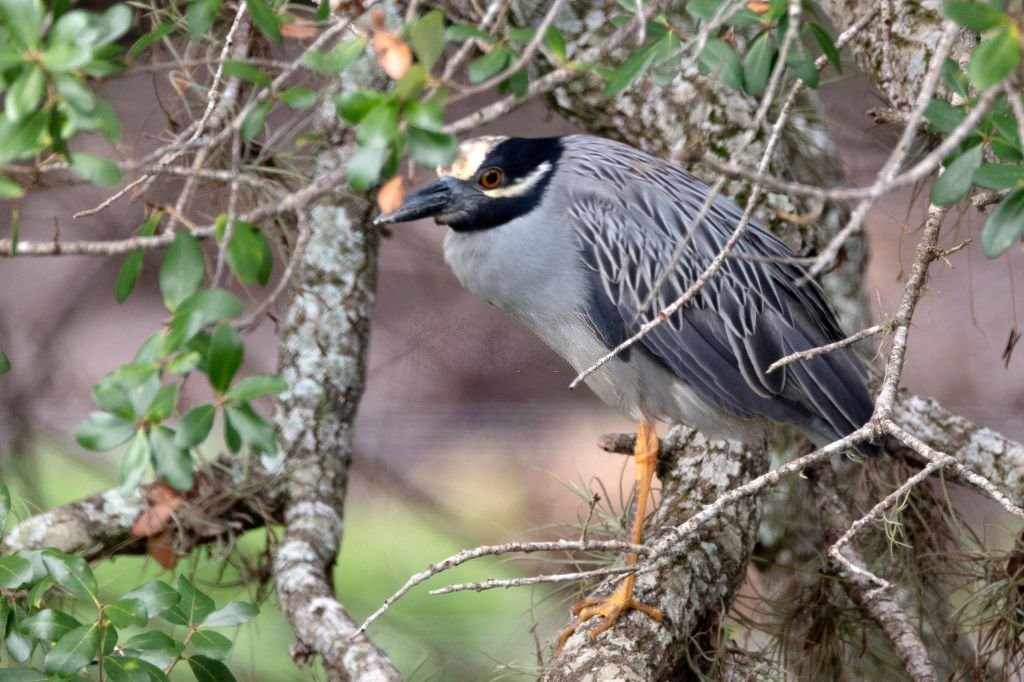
[281,19,320,40]
[377,176,406,214]
[746,1,771,13]
[147,529,178,569]
[372,30,412,80]
[131,481,185,538]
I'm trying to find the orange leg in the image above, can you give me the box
[556,420,665,653]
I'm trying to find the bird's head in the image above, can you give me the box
[374,135,564,232]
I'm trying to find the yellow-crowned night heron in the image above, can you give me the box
[375,134,875,648]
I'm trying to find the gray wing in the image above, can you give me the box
[564,159,872,445]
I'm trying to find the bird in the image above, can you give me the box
[374,134,876,650]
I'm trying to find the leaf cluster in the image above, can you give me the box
[0,483,259,680]
[76,216,285,493]
[0,0,132,197]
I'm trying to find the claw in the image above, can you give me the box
[556,574,663,654]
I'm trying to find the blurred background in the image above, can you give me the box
[1,55,1023,679]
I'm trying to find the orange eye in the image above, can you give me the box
[479,168,503,189]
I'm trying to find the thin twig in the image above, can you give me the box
[767,324,884,374]
[357,539,650,634]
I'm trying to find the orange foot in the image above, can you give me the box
[556,574,664,653]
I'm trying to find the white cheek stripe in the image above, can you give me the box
[481,162,553,198]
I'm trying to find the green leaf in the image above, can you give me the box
[163,576,215,627]
[123,581,180,619]
[0,0,43,49]
[44,622,100,675]
[176,404,216,448]
[0,481,8,541]
[225,375,286,402]
[603,41,660,96]
[6,67,45,122]
[76,411,137,451]
[54,74,98,114]
[0,348,9,374]
[186,0,221,40]
[41,44,91,72]
[932,144,983,206]
[410,10,445,71]
[743,30,774,97]
[941,58,969,98]
[0,108,48,165]
[41,550,98,602]
[224,412,241,453]
[697,37,743,91]
[168,350,202,374]
[279,86,317,110]
[95,362,161,418]
[785,44,819,89]
[445,24,493,42]
[222,60,271,86]
[129,22,174,59]
[974,163,1024,189]
[246,0,281,44]
[149,426,193,491]
[507,27,535,43]
[808,23,840,72]
[146,384,179,423]
[923,99,966,134]
[225,402,277,454]
[122,631,182,665]
[116,252,144,303]
[347,144,387,191]
[160,231,205,311]
[944,1,1008,32]
[190,629,233,659]
[69,152,123,186]
[0,556,33,588]
[241,99,272,141]
[20,609,80,642]
[224,220,272,285]
[207,323,244,393]
[302,37,367,73]
[105,598,148,628]
[406,126,457,168]
[357,103,398,148]
[119,430,150,493]
[968,26,1021,90]
[544,26,567,61]
[188,655,236,682]
[202,601,259,627]
[92,4,133,46]
[404,100,445,131]
[393,64,428,101]
[468,45,511,83]
[5,607,33,662]
[103,655,166,682]
[164,289,243,353]
[334,89,386,123]
[981,187,1024,257]
[0,176,23,199]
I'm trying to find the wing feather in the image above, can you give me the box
[562,138,873,447]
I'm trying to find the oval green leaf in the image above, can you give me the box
[981,187,1024,257]
[931,144,983,206]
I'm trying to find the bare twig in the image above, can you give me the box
[766,324,885,374]
[357,539,649,634]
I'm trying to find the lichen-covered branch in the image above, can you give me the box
[544,429,765,680]
[268,122,399,678]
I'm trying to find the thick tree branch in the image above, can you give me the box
[544,429,766,680]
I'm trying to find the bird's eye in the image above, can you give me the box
[479,168,503,189]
